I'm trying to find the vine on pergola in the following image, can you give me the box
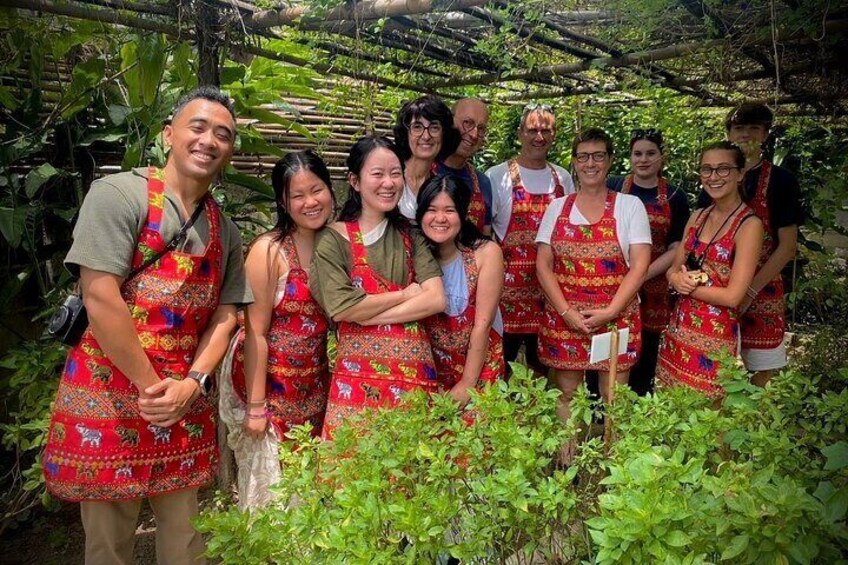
[4,0,847,115]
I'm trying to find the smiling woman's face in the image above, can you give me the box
[349,147,404,215]
[407,116,444,161]
[421,191,461,246]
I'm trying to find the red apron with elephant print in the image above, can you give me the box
[740,161,785,350]
[501,159,564,334]
[231,234,329,439]
[538,191,641,371]
[322,222,440,440]
[465,163,488,233]
[43,167,222,501]
[424,248,505,390]
[622,175,673,332]
[656,205,754,395]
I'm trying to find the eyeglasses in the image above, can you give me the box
[407,121,443,137]
[698,165,739,178]
[574,151,608,163]
[460,118,488,137]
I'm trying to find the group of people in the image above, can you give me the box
[40,86,801,563]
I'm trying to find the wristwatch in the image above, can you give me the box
[187,370,213,396]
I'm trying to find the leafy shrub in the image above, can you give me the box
[0,339,67,530]
[197,359,848,564]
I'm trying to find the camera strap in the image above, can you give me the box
[125,193,209,283]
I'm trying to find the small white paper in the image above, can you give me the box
[589,328,630,364]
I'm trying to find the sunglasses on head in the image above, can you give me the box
[523,102,554,115]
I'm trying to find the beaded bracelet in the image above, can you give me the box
[246,411,269,420]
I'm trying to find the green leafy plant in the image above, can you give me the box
[198,355,848,564]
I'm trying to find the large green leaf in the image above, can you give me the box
[138,35,167,106]
[0,206,29,248]
[822,442,848,471]
[60,57,106,120]
[24,163,59,198]
[224,169,273,198]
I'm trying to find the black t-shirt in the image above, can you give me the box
[695,161,803,239]
[607,176,690,246]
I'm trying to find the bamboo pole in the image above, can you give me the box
[603,327,620,450]
[247,0,491,30]
[430,18,848,88]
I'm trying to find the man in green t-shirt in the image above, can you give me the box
[43,86,252,565]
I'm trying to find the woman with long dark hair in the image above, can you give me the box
[417,174,505,404]
[221,150,335,507]
[607,129,689,395]
[310,136,446,438]
[657,141,763,395]
[394,95,460,221]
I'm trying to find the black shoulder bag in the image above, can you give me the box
[47,196,209,346]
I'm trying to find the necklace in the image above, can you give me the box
[688,201,743,269]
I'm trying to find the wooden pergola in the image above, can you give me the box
[5,0,848,115]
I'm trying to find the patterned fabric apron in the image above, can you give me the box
[622,175,673,333]
[464,163,488,232]
[538,191,641,371]
[44,167,222,501]
[424,248,505,390]
[740,161,785,350]
[322,222,440,440]
[656,205,753,395]
[231,235,329,439]
[501,159,564,334]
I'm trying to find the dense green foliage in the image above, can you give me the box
[197,359,848,564]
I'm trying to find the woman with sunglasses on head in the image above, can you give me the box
[394,95,461,222]
[656,141,763,396]
[417,174,505,405]
[310,137,446,439]
[220,151,334,508]
[606,129,690,395]
[536,128,651,453]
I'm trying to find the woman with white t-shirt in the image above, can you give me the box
[393,95,460,221]
[536,128,651,443]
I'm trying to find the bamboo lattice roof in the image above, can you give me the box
[5,0,848,115]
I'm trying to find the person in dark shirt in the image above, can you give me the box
[607,129,689,395]
[435,97,494,235]
[699,103,803,385]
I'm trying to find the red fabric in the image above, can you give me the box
[657,205,753,395]
[231,235,329,438]
[539,191,641,371]
[501,159,564,334]
[622,175,673,332]
[424,248,504,389]
[464,163,488,232]
[740,161,785,350]
[44,167,222,501]
[322,222,441,440]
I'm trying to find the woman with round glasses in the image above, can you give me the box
[657,141,763,396]
[607,129,689,395]
[536,128,650,452]
[394,95,460,221]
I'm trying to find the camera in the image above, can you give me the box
[685,252,703,272]
[47,294,89,346]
